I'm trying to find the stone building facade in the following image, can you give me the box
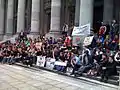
[0,0,120,40]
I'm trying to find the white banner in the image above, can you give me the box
[72,23,90,36]
[36,56,46,67]
[83,36,94,46]
[46,58,56,70]
[54,61,67,66]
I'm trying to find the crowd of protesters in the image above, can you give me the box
[0,20,120,83]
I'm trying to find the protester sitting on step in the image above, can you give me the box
[75,50,93,76]
[70,53,81,75]
[100,55,117,82]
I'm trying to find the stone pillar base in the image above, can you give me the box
[45,31,62,39]
[0,35,4,41]
[3,34,13,40]
[27,32,40,40]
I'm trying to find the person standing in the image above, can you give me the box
[62,23,69,36]
[110,20,119,40]
[99,22,107,38]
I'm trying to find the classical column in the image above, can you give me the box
[31,0,40,35]
[79,0,93,27]
[74,0,80,26]
[103,0,113,23]
[44,14,48,34]
[47,0,61,38]
[0,0,4,40]
[17,0,25,33]
[60,0,65,29]
[6,0,14,35]
[114,0,120,21]
[40,0,44,35]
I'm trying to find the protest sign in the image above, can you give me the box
[54,61,67,66]
[36,56,46,67]
[83,36,94,46]
[72,23,90,36]
[45,58,56,70]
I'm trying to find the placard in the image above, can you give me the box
[83,36,94,46]
[46,58,56,70]
[72,36,85,46]
[36,56,46,67]
[54,61,67,66]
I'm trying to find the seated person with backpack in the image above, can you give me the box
[75,50,93,77]
[70,53,81,75]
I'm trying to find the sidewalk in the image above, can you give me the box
[15,63,119,89]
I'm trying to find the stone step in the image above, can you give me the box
[82,74,119,86]
[117,66,120,72]
[15,63,119,86]
[109,76,119,81]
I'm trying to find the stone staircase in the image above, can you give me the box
[82,75,119,85]
[15,62,120,86]
[82,66,120,86]
[0,35,18,43]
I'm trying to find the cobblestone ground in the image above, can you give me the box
[0,64,118,90]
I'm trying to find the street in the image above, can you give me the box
[0,64,118,90]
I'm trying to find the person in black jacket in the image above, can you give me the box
[24,53,33,66]
[100,55,117,82]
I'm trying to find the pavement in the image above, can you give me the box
[0,64,119,90]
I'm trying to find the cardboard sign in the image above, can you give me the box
[72,36,86,46]
[36,56,46,67]
[46,58,56,70]
[54,61,67,66]
[83,36,94,46]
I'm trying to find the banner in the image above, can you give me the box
[72,23,90,36]
[83,36,94,46]
[36,56,46,67]
[46,58,56,70]
[54,61,67,66]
